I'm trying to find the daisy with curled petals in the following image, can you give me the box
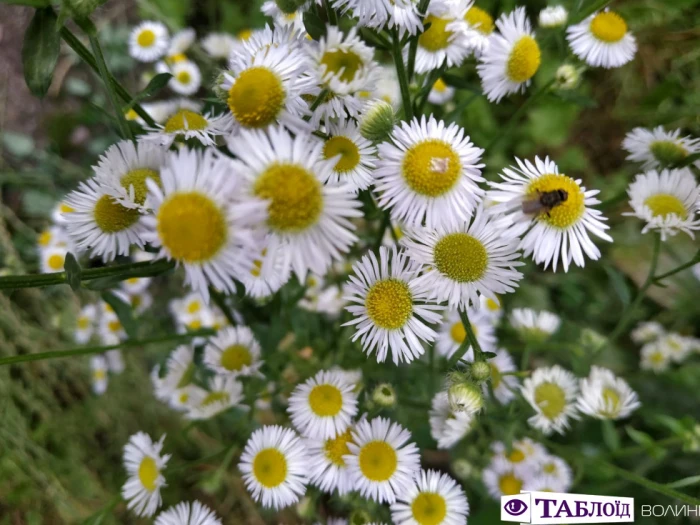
[122,432,171,517]
[306,426,356,495]
[322,118,377,192]
[491,438,546,468]
[227,126,362,279]
[401,207,524,309]
[530,454,573,492]
[539,5,568,28]
[40,245,68,274]
[345,417,421,504]
[624,168,700,240]
[412,0,473,74]
[336,0,422,38]
[436,308,495,362]
[464,5,495,56]
[186,375,246,420]
[622,126,700,170]
[375,115,484,228]
[578,366,640,420]
[427,78,455,105]
[477,7,541,102]
[203,326,263,378]
[566,9,636,68]
[141,148,266,301]
[521,365,580,435]
[482,456,530,498]
[152,346,195,403]
[344,246,442,364]
[487,156,612,271]
[239,425,309,510]
[288,369,358,439]
[510,307,560,341]
[140,109,234,148]
[237,238,292,299]
[429,391,473,449]
[485,348,520,405]
[479,293,503,322]
[640,340,671,373]
[64,178,147,262]
[391,469,470,525]
[154,500,221,525]
[129,21,169,63]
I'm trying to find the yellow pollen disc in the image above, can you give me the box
[507,36,541,83]
[108,319,121,333]
[419,15,452,52]
[137,29,156,47]
[432,78,448,93]
[602,387,621,414]
[650,352,664,364]
[543,462,556,474]
[650,140,688,165]
[465,6,494,34]
[121,168,161,206]
[434,233,488,283]
[93,369,106,380]
[179,392,189,403]
[163,109,209,133]
[490,363,501,388]
[365,278,413,330]
[157,192,227,263]
[94,195,140,233]
[187,301,201,314]
[201,391,230,406]
[411,492,447,525]
[238,29,253,40]
[253,448,287,488]
[187,319,202,330]
[308,384,343,417]
[125,109,139,121]
[77,316,90,330]
[450,322,466,344]
[38,231,52,246]
[169,53,187,63]
[644,194,688,219]
[60,203,74,213]
[508,449,526,463]
[176,70,192,84]
[228,67,285,128]
[324,136,361,172]
[499,473,522,495]
[220,344,252,371]
[138,457,159,491]
[324,429,354,466]
[48,254,65,271]
[526,173,585,229]
[486,297,500,311]
[254,164,322,232]
[590,11,627,43]
[250,258,263,277]
[320,49,363,82]
[402,139,461,197]
[131,295,142,308]
[358,441,397,481]
[534,381,567,419]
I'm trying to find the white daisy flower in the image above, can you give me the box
[529,454,573,492]
[412,0,473,74]
[261,0,306,32]
[521,365,580,435]
[464,5,495,55]
[491,438,547,468]
[523,473,569,493]
[152,345,195,402]
[231,24,307,63]
[140,109,234,148]
[391,469,470,525]
[306,426,356,495]
[237,244,292,300]
[566,9,636,68]
[578,366,640,420]
[624,168,700,240]
[401,207,524,309]
[51,199,76,225]
[436,308,496,363]
[482,456,530,499]
[300,284,347,317]
[657,333,693,363]
[343,246,442,364]
[168,60,202,96]
[98,312,126,345]
[121,276,152,295]
[37,225,70,250]
[487,156,612,271]
[186,375,246,420]
[486,348,519,404]
[321,118,377,192]
[623,126,700,170]
[239,425,309,509]
[90,355,108,395]
[141,147,267,301]
[154,500,222,525]
[364,64,401,109]
[129,21,170,63]
[538,5,568,28]
[288,369,359,439]
[167,28,196,56]
[631,321,665,344]
[479,293,504,322]
[203,326,264,378]
[201,32,236,59]
[640,339,672,373]
[477,7,541,102]
[510,307,561,341]
[345,417,421,504]
[334,0,422,38]
[75,304,97,343]
[140,99,203,125]
[429,391,474,449]
[169,384,208,413]
[375,115,485,228]
[122,432,171,517]
[427,78,456,105]
[227,126,362,280]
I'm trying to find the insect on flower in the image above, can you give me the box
[521,189,569,218]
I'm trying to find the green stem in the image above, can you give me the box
[209,287,238,326]
[309,88,329,113]
[520,344,532,371]
[653,250,700,283]
[576,0,613,22]
[391,27,413,121]
[610,436,683,459]
[0,259,175,290]
[373,211,392,251]
[447,308,481,367]
[323,0,338,25]
[407,0,431,80]
[0,329,215,366]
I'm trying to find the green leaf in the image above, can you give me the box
[303,11,326,41]
[481,351,497,360]
[666,475,700,490]
[22,7,60,98]
[101,291,138,340]
[626,426,666,460]
[441,73,481,93]
[84,275,128,291]
[602,419,620,451]
[63,253,82,291]
[123,72,172,112]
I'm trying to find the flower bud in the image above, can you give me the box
[349,509,372,525]
[471,360,491,383]
[359,99,396,143]
[451,458,474,480]
[372,383,396,408]
[296,496,314,519]
[448,381,483,414]
[555,64,581,91]
[212,72,230,104]
[580,327,606,350]
[62,0,106,19]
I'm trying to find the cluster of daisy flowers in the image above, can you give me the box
[633,321,700,373]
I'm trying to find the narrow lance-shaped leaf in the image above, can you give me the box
[22,7,61,98]
[63,252,82,291]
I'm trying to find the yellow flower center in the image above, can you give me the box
[179,391,189,403]
[238,28,252,40]
[402,139,461,197]
[650,351,664,364]
[465,6,494,34]
[534,381,567,419]
[168,53,187,64]
[94,195,140,233]
[590,11,627,43]
[543,462,556,474]
[38,230,52,246]
[432,78,448,93]
[59,203,74,214]
[250,257,263,277]
[125,109,139,121]
[490,363,502,388]
[324,428,354,466]
[434,233,488,283]
[644,194,688,219]
[508,449,526,463]
[138,456,159,491]
[228,67,285,128]
[419,15,452,52]
[137,29,156,47]
[77,316,90,330]
[601,387,621,416]
[358,440,397,481]
[253,448,287,488]
[486,297,500,311]
[108,319,121,333]
[526,173,585,229]
[187,301,201,314]
[176,70,192,85]
[120,168,161,206]
[187,319,202,330]
[649,140,688,166]
[163,109,209,133]
[254,163,323,232]
[157,192,227,263]
[365,278,413,330]
[450,321,466,344]
[411,492,448,525]
[324,136,361,172]
[220,344,252,371]
[93,369,106,380]
[507,36,541,83]
[308,384,343,416]
[201,391,230,406]
[47,253,65,271]
[499,473,522,495]
[320,49,363,82]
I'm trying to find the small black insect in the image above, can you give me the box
[521,189,569,218]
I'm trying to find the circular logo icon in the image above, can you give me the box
[504,499,528,516]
